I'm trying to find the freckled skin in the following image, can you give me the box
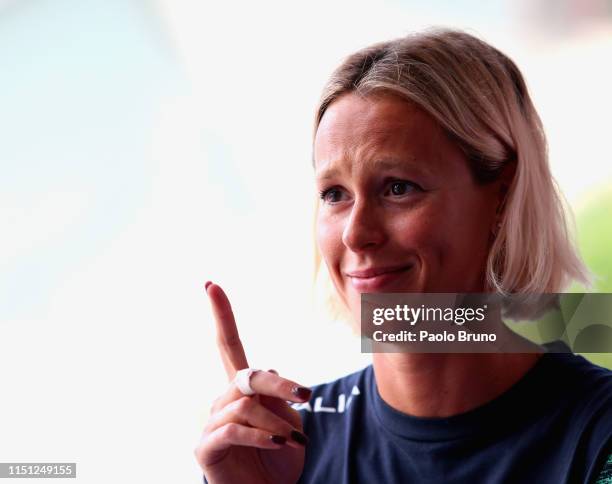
[314,92,503,321]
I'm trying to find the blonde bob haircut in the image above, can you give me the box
[313,29,590,305]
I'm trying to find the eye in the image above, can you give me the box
[385,179,422,197]
[319,186,346,204]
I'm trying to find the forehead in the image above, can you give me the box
[314,92,447,172]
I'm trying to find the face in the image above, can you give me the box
[314,92,503,320]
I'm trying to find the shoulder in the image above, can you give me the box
[538,352,611,424]
[540,352,612,481]
[546,352,612,397]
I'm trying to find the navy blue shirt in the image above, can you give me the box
[295,347,612,483]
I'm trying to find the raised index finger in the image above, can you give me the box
[205,282,249,380]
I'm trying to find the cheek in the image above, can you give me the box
[316,214,342,265]
[446,195,496,257]
[414,195,494,289]
[389,208,443,252]
[391,200,489,269]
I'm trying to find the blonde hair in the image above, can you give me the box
[313,29,590,303]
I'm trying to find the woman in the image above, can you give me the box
[196,29,612,483]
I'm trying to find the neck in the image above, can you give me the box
[372,328,544,418]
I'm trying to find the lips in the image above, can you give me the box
[345,264,414,292]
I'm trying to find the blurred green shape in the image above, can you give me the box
[574,183,612,368]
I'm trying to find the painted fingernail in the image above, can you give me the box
[270,435,286,445]
[290,430,308,446]
[204,281,212,293]
[291,386,312,401]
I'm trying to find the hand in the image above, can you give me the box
[195,282,310,484]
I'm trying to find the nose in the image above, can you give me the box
[342,199,386,252]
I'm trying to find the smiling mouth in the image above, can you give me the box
[346,265,414,291]
[346,264,414,278]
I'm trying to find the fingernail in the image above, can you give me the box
[267,369,278,375]
[270,435,286,445]
[204,281,212,293]
[290,430,308,446]
[291,386,312,401]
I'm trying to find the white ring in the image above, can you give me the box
[234,368,259,396]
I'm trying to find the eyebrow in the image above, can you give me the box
[315,157,425,180]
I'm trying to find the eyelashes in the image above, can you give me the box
[386,180,420,197]
[319,179,423,204]
[319,187,344,203]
